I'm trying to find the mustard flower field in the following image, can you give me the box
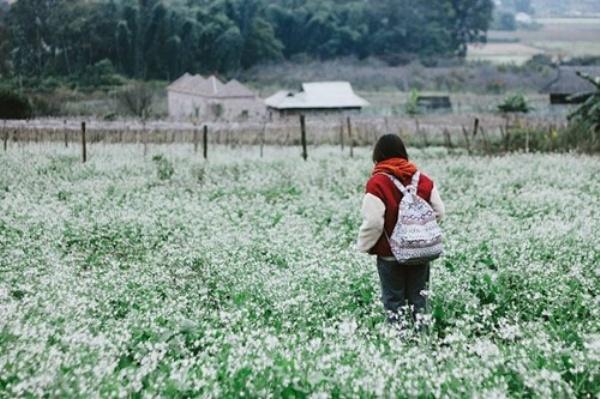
[1,145,599,398]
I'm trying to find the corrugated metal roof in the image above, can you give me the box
[540,66,600,94]
[265,81,369,109]
[167,74,257,98]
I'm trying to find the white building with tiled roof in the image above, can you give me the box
[265,81,369,117]
[167,73,265,120]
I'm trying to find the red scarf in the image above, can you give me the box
[372,157,417,180]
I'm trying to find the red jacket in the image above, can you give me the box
[365,172,434,257]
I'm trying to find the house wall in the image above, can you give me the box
[268,107,363,120]
[168,91,266,120]
[221,98,266,120]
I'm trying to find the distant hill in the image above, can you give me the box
[532,0,600,16]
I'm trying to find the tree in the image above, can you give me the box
[214,26,243,73]
[3,0,498,79]
[117,82,154,119]
[513,0,533,14]
[8,0,57,75]
[569,72,600,128]
[265,4,309,58]
[166,35,182,80]
[0,89,32,119]
[178,19,200,74]
[241,17,283,68]
[567,72,600,152]
[211,0,283,71]
[0,3,10,76]
[116,21,133,75]
[443,0,495,57]
[493,11,517,31]
[144,3,169,78]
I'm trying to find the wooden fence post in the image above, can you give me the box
[461,125,471,155]
[340,119,345,152]
[472,117,480,153]
[203,125,208,160]
[63,120,68,147]
[2,120,6,152]
[142,120,148,157]
[347,116,354,158]
[480,126,490,154]
[193,127,199,153]
[81,121,87,163]
[443,128,453,149]
[300,114,307,161]
[260,119,267,158]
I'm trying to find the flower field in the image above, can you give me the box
[1,144,599,398]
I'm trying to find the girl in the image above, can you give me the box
[357,134,445,324]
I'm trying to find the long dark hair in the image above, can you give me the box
[372,134,409,163]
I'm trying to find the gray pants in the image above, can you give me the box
[376,256,430,322]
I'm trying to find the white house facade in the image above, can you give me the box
[167,73,265,120]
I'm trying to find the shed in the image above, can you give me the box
[416,95,452,111]
[265,81,369,117]
[540,66,600,105]
[167,73,265,120]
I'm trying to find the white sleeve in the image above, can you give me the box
[356,193,386,253]
[429,185,445,221]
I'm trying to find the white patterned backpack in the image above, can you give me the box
[385,172,443,265]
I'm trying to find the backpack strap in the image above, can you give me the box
[410,171,421,194]
[384,174,408,195]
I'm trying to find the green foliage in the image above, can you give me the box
[405,89,421,116]
[513,0,533,14]
[0,89,32,119]
[492,11,517,31]
[29,94,63,117]
[447,124,600,154]
[116,82,154,118]
[568,72,600,128]
[4,0,494,79]
[152,154,175,181]
[566,72,600,152]
[497,93,533,114]
[78,59,122,88]
[0,2,9,76]
[1,147,599,397]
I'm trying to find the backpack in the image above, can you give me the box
[384,172,443,265]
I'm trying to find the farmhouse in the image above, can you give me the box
[167,73,265,120]
[541,66,600,105]
[265,81,369,117]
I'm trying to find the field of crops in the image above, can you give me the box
[472,18,600,64]
[1,144,599,397]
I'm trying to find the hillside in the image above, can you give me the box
[532,0,600,16]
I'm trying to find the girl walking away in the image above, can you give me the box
[357,134,445,327]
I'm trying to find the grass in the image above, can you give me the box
[475,18,600,64]
[467,43,543,65]
[0,144,599,397]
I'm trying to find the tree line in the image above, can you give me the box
[0,0,494,82]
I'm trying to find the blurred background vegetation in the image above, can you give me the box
[0,0,598,153]
[0,0,494,82]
